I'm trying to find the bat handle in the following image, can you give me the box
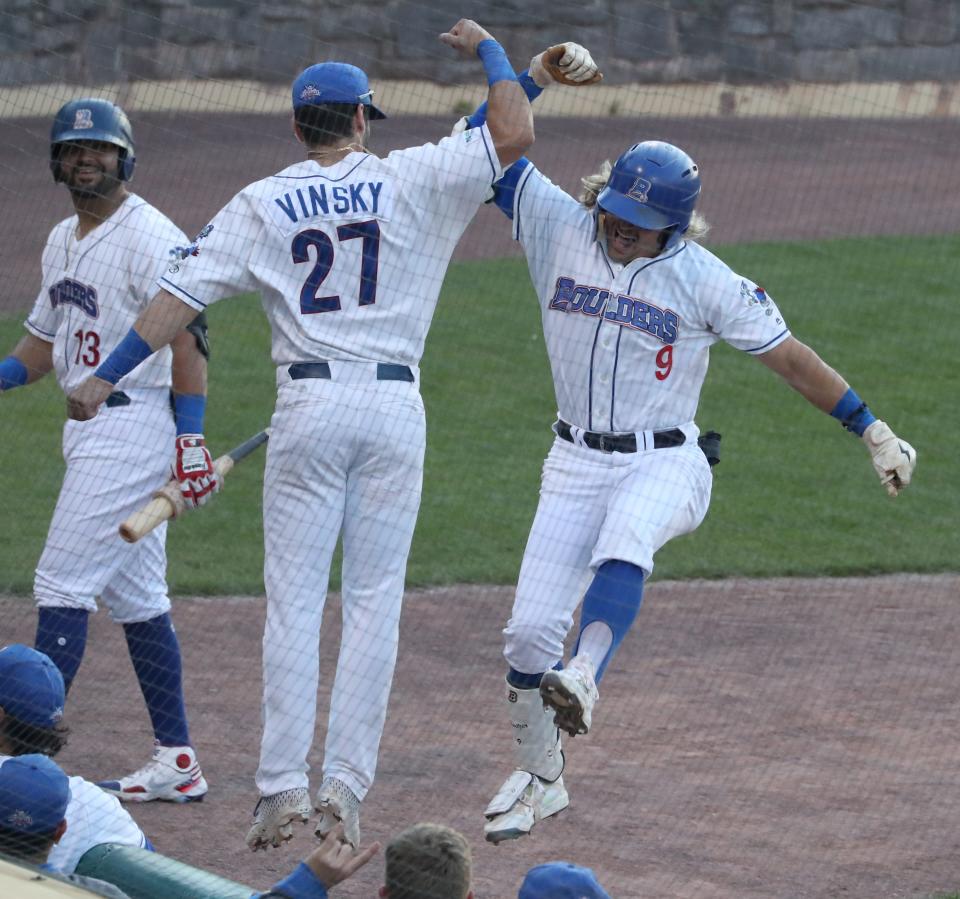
[118,453,238,544]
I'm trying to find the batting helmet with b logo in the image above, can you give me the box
[597,141,701,250]
[50,98,136,184]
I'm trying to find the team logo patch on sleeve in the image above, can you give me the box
[740,280,775,315]
[169,223,215,270]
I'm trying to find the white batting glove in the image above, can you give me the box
[862,420,917,497]
[450,115,469,137]
[530,42,598,88]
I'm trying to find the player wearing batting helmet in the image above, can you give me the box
[0,645,152,873]
[457,46,918,844]
[0,98,216,803]
[65,20,534,853]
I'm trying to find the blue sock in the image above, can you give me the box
[35,608,89,695]
[123,613,191,747]
[575,560,645,682]
[507,662,563,690]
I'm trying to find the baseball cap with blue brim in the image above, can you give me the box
[0,644,65,729]
[292,63,387,119]
[0,755,70,834]
[519,861,612,899]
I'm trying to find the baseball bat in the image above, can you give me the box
[118,429,270,544]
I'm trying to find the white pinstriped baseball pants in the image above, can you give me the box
[256,371,425,801]
[503,434,713,675]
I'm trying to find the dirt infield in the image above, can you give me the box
[3,575,960,898]
[4,113,960,314]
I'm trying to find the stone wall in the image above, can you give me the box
[2,0,959,87]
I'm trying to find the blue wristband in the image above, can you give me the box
[518,69,544,102]
[0,355,29,391]
[95,328,154,386]
[477,39,517,87]
[465,68,540,131]
[830,387,877,436]
[173,392,206,436]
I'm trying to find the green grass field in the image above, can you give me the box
[2,233,957,594]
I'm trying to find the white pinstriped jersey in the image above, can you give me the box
[0,754,147,874]
[159,124,502,366]
[26,195,186,394]
[509,163,791,433]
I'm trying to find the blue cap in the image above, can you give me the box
[292,63,386,119]
[519,862,612,899]
[0,755,70,834]
[0,645,65,729]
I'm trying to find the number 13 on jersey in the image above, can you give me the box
[292,221,380,315]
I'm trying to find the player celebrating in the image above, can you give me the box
[65,20,533,851]
[459,65,917,843]
[0,98,215,803]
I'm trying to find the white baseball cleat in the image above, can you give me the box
[484,769,569,844]
[245,788,312,851]
[539,654,599,737]
[314,776,361,849]
[97,742,207,803]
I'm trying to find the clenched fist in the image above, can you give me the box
[530,43,602,88]
[862,420,917,497]
[439,19,495,58]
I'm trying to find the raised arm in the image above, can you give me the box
[759,335,917,497]
[451,42,601,219]
[439,19,533,167]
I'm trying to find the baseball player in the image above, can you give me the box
[65,20,533,852]
[459,75,918,842]
[0,644,151,873]
[0,98,216,803]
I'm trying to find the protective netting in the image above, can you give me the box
[0,3,958,898]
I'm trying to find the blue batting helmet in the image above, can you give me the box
[597,141,700,250]
[50,98,136,183]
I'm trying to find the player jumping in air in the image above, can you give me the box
[65,20,534,852]
[457,50,918,844]
[0,99,216,803]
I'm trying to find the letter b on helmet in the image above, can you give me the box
[597,141,700,250]
[50,98,136,183]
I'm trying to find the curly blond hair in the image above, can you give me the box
[579,160,710,243]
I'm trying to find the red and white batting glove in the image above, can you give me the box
[175,434,221,509]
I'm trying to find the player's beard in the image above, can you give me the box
[64,164,122,200]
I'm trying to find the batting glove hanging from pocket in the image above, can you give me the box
[174,434,222,508]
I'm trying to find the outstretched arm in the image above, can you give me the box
[759,336,917,496]
[66,290,200,421]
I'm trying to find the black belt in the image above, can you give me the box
[555,420,685,453]
[105,391,131,408]
[287,362,414,383]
